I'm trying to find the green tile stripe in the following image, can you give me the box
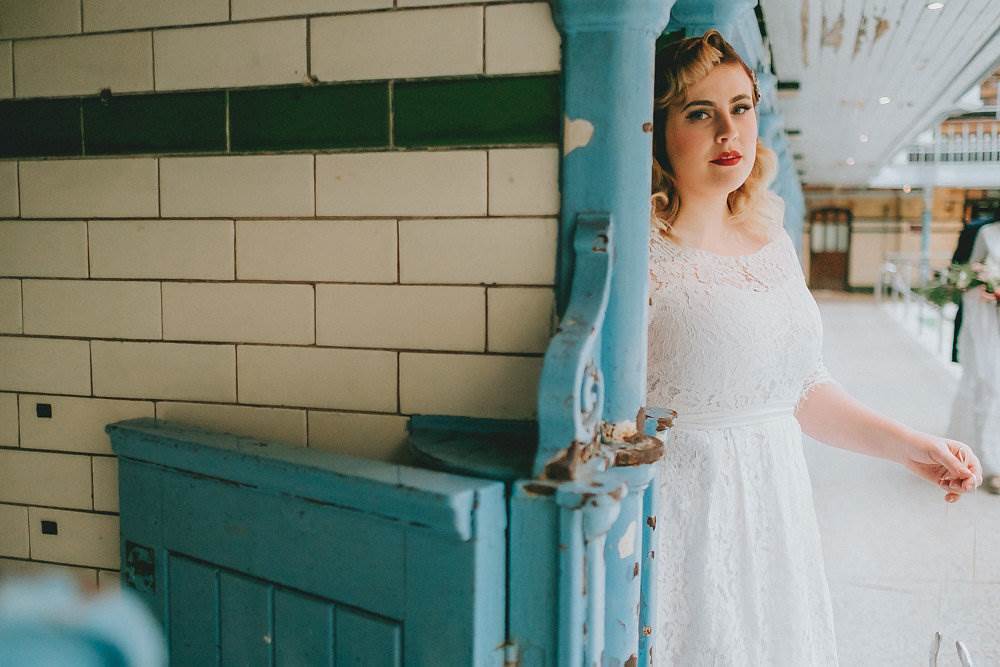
[0,75,559,159]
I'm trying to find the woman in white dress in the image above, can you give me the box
[947,221,1000,494]
[646,30,983,666]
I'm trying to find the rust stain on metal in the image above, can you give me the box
[523,482,556,496]
[625,654,638,667]
[543,441,582,481]
[632,561,639,578]
[646,515,656,530]
[642,625,653,636]
[611,437,664,467]
[642,121,653,133]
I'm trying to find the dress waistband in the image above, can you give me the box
[671,400,798,430]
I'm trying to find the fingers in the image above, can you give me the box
[938,440,971,479]
[939,440,979,482]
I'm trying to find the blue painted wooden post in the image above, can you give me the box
[550,0,674,426]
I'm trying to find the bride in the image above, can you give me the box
[947,220,1000,494]
[646,29,982,665]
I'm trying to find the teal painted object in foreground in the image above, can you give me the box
[0,573,166,667]
[107,418,507,666]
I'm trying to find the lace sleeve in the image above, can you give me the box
[799,357,838,406]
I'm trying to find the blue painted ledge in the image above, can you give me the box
[106,417,504,541]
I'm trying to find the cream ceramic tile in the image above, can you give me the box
[28,507,119,570]
[0,336,90,394]
[237,345,396,412]
[399,218,557,284]
[487,287,555,353]
[488,147,560,215]
[232,0,390,20]
[160,155,313,218]
[399,352,542,418]
[0,160,17,215]
[316,151,486,217]
[96,568,120,591]
[162,282,313,344]
[19,395,153,455]
[0,42,11,99]
[0,450,92,509]
[236,219,396,282]
[316,284,484,351]
[484,2,560,75]
[22,280,161,340]
[91,340,235,402]
[156,402,307,447]
[0,0,81,39]
[0,221,88,278]
[83,0,228,32]
[18,159,158,218]
[0,504,28,558]
[398,0,502,4]
[91,456,117,512]
[0,279,20,333]
[154,19,306,91]
[89,220,234,280]
[0,558,97,589]
[311,6,481,82]
[0,393,16,446]
[307,410,409,462]
[14,31,152,98]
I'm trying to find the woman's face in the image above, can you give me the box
[664,62,757,200]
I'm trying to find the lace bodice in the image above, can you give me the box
[647,223,836,418]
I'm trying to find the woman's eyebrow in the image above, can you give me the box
[681,94,751,110]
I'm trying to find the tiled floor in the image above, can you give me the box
[805,293,999,667]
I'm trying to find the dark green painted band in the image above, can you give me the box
[0,74,560,159]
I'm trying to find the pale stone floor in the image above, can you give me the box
[806,292,999,667]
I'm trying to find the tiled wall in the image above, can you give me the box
[0,0,562,586]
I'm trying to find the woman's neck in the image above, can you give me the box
[670,195,735,245]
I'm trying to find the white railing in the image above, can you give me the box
[904,119,1000,163]
[876,252,959,367]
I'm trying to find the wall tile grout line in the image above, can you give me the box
[150,30,156,91]
[1,3,526,44]
[9,38,15,99]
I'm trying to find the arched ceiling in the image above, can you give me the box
[758,0,1000,187]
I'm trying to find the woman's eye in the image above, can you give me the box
[686,105,751,121]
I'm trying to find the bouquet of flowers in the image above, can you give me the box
[916,261,1000,308]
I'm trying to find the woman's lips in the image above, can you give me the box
[710,155,742,166]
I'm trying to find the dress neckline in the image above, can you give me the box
[653,228,780,260]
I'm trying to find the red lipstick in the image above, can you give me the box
[710,151,742,166]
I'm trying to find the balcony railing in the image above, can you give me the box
[904,119,1000,163]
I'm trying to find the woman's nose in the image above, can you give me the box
[717,114,738,142]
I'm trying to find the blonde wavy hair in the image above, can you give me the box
[650,29,782,239]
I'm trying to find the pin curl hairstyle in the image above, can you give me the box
[650,29,782,238]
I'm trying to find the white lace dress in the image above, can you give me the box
[647,221,840,666]
[947,222,1000,477]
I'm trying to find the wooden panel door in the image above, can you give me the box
[809,207,852,290]
[108,418,506,667]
